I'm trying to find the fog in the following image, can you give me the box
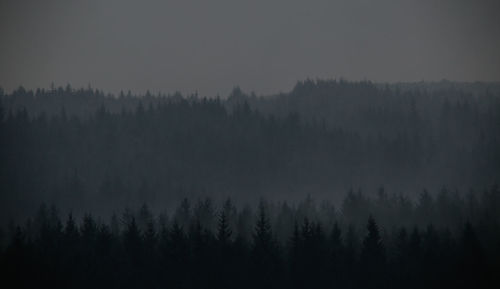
[1,1,500,288]
[1,80,499,222]
[1,0,500,96]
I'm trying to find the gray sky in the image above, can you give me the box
[1,0,499,96]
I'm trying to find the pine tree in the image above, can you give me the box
[143,219,157,250]
[123,217,142,258]
[361,216,385,264]
[360,216,386,289]
[252,201,280,288]
[64,213,79,246]
[217,210,232,244]
[253,202,273,252]
[81,213,97,244]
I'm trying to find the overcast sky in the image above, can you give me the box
[1,0,499,96]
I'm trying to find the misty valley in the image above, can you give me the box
[1,80,499,288]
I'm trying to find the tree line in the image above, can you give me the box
[1,191,499,289]
[1,80,500,221]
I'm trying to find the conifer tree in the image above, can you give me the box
[217,210,232,245]
[360,216,386,289]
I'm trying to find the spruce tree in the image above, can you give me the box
[360,216,386,289]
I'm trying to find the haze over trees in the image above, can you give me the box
[1,79,500,288]
[1,80,499,220]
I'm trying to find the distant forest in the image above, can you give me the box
[1,79,500,288]
[1,80,499,220]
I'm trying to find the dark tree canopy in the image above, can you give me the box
[0,197,498,289]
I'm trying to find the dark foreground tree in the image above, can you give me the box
[360,216,386,289]
[1,196,499,289]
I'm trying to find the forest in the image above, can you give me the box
[1,188,499,289]
[1,80,499,220]
[1,79,500,288]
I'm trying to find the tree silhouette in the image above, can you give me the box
[252,201,280,288]
[360,216,386,289]
[0,198,499,288]
[217,209,232,245]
